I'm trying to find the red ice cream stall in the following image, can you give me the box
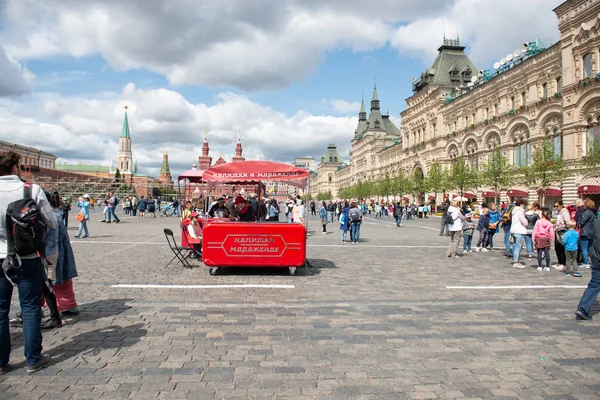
[200,161,310,275]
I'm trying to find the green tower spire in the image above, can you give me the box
[121,105,131,138]
[160,150,171,174]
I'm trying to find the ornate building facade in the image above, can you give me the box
[311,0,600,206]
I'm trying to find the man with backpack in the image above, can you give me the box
[106,192,120,224]
[0,151,55,374]
[439,200,450,236]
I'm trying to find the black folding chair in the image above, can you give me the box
[164,228,193,269]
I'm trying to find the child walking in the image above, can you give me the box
[532,208,555,272]
[476,208,489,252]
[563,220,582,277]
[463,213,475,253]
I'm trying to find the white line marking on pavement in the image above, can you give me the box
[112,284,295,289]
[71,241,447,248]
[447,285,587,290]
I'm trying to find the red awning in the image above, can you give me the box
[578,177,600,195]
[177,169,205,183]
[402,196,409,201]
[482,191,500,197]
[455,192,476,199]
[443,193,449,199]
[428,195,436,201]
[507,186,529,197]
[538,187,562,197]
[202,161,310,188]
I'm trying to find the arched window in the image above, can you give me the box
[556,76,562,92]
[514,142,529,167]
[546,129,563,160]
[510,96,515,110]
[584,53,593,78]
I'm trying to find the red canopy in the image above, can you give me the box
[177,169,205,183]
[482,191,499,197]
[202,161,310,188]
[428,195,436,201]
[507,186,529,197]
[538,187,562,197]
[455,192,476,199]
[578,177,600,195]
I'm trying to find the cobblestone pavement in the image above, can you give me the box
[2,211,600,399]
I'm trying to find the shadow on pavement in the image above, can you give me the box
[47,323,147,366]
[206,258,337,277]
[73,298,133,322]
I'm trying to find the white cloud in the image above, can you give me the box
[0,84,356,178]
[0,45,33,96]
[330,100,361,114]
[390,0,559,69]
[0,0,556,90]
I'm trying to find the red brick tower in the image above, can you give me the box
[158,150,174,189]
[232,129,245,162]
[198,128,212,170]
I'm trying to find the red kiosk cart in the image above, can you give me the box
[201,161,310,276]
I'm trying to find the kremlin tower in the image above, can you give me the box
[117,106,133,176]
[198,128,212,170]
[158,150,174,189]
[194,128,245,170]
[232,129,245,162]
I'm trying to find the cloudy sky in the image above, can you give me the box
[0,0,559,179]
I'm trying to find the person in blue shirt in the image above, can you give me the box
[563,220,581,277]
[75,194,91,238]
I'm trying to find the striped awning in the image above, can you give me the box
[507,186,529,197]
[537,186,562,197]
[428,195,436,201]
[578,177,600,195]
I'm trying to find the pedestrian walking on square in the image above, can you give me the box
[524,204,539,259]
[579,198,597,269]
[563,220,582,277]
[348,202,362,243]
[554,200,570,271]
[147,197,156,218]
[339,201,350,242]
[510,198,528,269]
[74,194,90,238]
[327,201,335,223]
[575,215,600,320]
[532,208,554,272]
[487,203,500,249]
[501,201,515,258]
[462,213,475,253]
[439,200,450,235]
[310,200,316,216]
[319,201,327,234]
[476,208,489,251]
[423,204,430,219]
[446,200,466,258]
[0,151,55,374]
[393,202,403,227]
[137,195,147,218]
[131,195,138,216]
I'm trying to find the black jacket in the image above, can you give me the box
[580,209,597,239]
[591,219,600,267]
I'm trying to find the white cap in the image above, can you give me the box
[82,194,90,198]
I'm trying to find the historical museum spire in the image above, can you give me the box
[232,128,245,162]
[117,105,133,175]
[199,127,212,170]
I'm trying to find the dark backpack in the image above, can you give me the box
[6,184,47,257]
[445,212,454,225]
[114,196,119,207]
[349,208,361,222]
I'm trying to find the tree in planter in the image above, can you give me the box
[522,139,568,206]
[481,148,512,204]
[450,156,480,202]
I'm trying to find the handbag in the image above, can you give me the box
[76,212,85,222]
[488,222,498,230]
[555,229,566,245]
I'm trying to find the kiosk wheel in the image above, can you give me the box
[209,267,220,276]
[288,267,297,276]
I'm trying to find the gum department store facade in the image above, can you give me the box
[310,0,600,207]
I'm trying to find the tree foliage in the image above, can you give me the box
[481,148,512,200]
[316,191,332,201]
[522,139,568,204]
[409,169,426,198]
[583,141,600,168]
[425,161,447,196]
[450,156,479,197]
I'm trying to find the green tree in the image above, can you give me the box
[523,139,568,206]
[409,169,426,201]
[391,173,409,198]
[481,148,512,204]
[425,161,447,202]
[316,191,332,201]
[450,156,479,201]
[114,168,121,181]
[376,177,392,200]
[583,141,600,168]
